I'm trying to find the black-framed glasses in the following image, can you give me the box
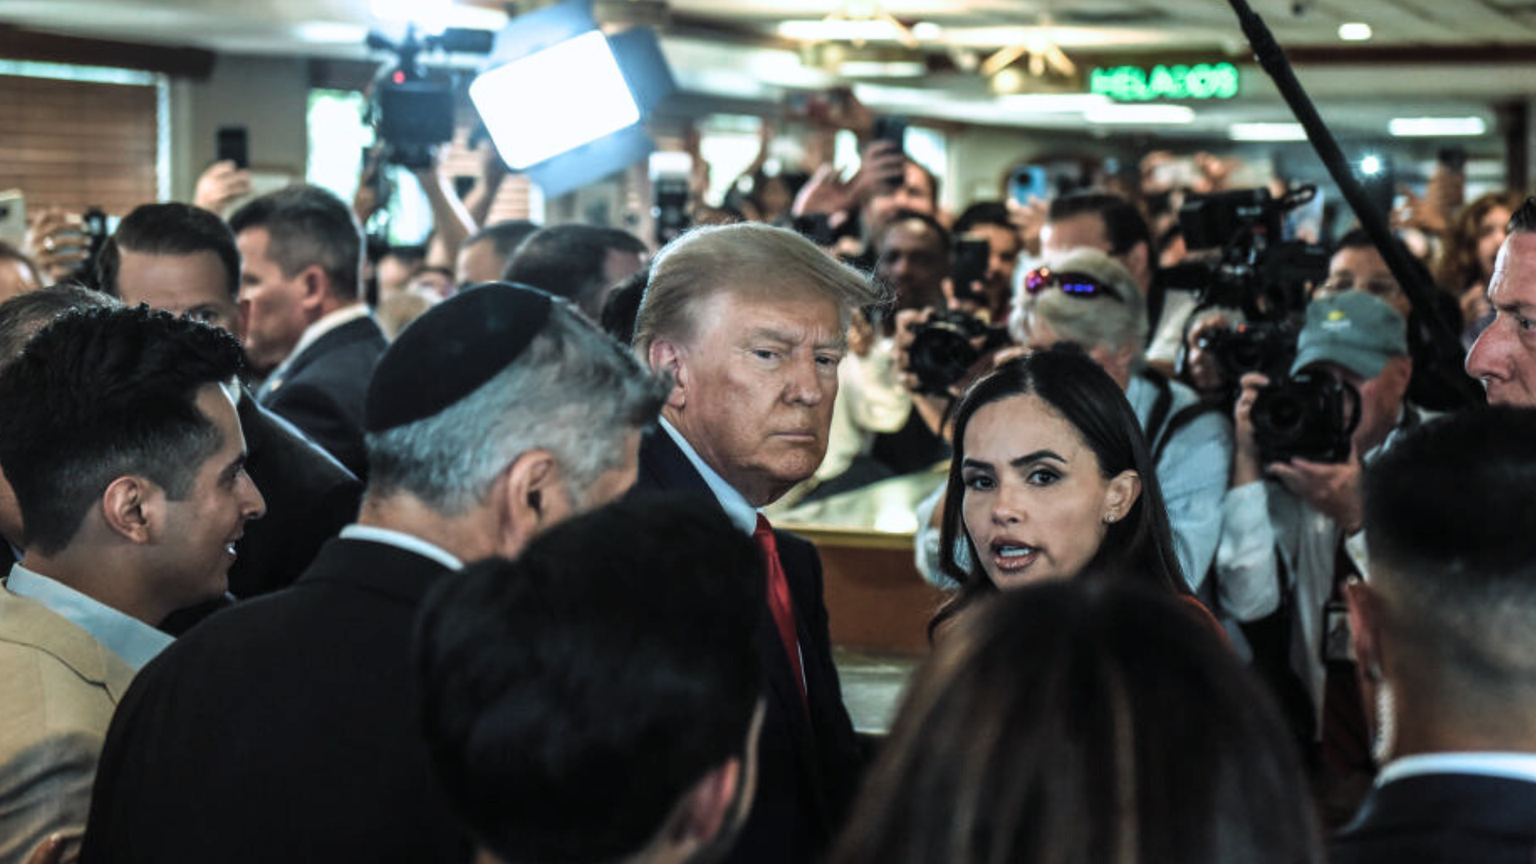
[1023,267,1124,303]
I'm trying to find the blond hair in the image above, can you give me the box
[632,222,879,357]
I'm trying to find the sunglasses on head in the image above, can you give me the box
[1023,267,1123,303]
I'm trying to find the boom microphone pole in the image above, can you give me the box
[1225,0,1483,408]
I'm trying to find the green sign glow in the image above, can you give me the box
[1090,63,1240,101]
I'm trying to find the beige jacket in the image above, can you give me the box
[0,585,135,864]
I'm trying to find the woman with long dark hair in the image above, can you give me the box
[931,347,1190,633]
[834,580,1322,864]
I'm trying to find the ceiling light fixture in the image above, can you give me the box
[1228,122,1307,141]
[1388,116,1487,137]
[776,2,932,49]
[1085,104,1196,125]
[1338,22,1373,41]
[999,93,1110,113]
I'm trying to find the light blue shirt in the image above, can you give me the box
[658,417,759,536]
[5,564,172,671]
[1126,373,1233,595]
[338,525,464,570]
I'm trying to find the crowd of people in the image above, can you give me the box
[1,89,1535,864]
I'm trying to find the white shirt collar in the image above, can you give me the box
[1378,752,1536,787]
[658,417,759,535]
[5,563,173,670]
[338,525,464,570]
[276,303,371,371]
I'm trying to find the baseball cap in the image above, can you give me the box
[1290,290,1407,380]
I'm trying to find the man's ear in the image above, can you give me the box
[496,449,570,558]
[648,340,688,411]
[662,756,742,851]
[298,265,328,313]
[101,476,161,545]
[1125,241,1152,294]
[1103,470,1142,524]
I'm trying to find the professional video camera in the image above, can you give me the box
[1250,368,1360,464]
[907,310,1010,396]
[365,26,494,169]
[1199,319,1299,382]
[1175,185,1328,319]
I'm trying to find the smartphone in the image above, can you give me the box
[952,237,991,302]
[792,213,834,247]
[1008,165,1049,205]
[217,125,249,169]
[1437,146,1467,173]
[872,115,908,150]
[0,189,23,249]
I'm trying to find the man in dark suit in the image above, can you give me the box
[631,222,879,864]
[230,185,386,478]
[98,202,363,599]
[1332,406,1536,864]
[416,495,765,864]
[78,286,668,863]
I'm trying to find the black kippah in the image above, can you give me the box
[365,282,553,432]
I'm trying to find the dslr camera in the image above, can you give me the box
[1249,369,1360,464]
[1200,320,1298,382]
[907,310,1009,396]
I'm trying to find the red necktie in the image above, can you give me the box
[754,514,809,713]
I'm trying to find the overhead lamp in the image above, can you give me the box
[1389,116,1487,137]
[1085,104,1196,125]
[1359,154,1383,176]
[1228,122,1307,141]
[776,2,932,49]
[297,21,369,44]
[1338,22,1373,41]
[800,42,927,79]
[999,93,1110,113]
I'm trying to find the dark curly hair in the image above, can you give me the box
[0,304,244,553]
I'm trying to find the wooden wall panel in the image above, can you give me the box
[0,74,159,216]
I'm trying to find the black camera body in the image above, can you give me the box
[1178,187,1328,318]
[1250,369,1360,464]
[908,310,1009,396]
[1202,320,1298,382]
[366,27,493,169]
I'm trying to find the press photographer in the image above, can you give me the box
[1218,290,1424,821]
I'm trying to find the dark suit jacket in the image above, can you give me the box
[1330,772,1536,864]
[257,314,386,480]
[633,428,863,864]
[230,393,362,598]
[78,538,470,864]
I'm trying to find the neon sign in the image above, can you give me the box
[1090,62,1240,101]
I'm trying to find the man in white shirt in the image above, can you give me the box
[1332,406,1536,864]
[0,305,263,862]
[233,185,387,478]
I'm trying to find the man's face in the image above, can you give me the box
[876,219,948,312]
[585,247,645,318]
[1467,232,1536,406]
[1042,213,1110,259]
[116,248,241,336]
[864,161,936,236]
[1316,246,1410,319]
[155,384,266,610]
[455,237,505,287]
[666,289,845,507]
[236,228,311,373]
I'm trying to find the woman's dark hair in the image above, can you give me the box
[933,348,1185,632]
[832,580,1323,864]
